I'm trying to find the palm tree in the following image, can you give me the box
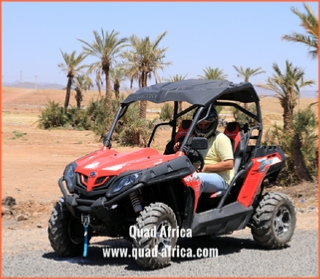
[232,66,265,111]
[233,66,265,82]
[198,67,227,80]
[164,74,188,113]
[73,75,93,108]
[281,3,318,59]
[93,69,103,98]
[264,104,317,183]
[291,104,318,181]
[110,63,127,101]
[258,60,314,130]
[78,29,128,109]
[58,49,88,113]
[165,74,188,82]
[122,31,171,118]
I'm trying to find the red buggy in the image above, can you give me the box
[48,79,296,269]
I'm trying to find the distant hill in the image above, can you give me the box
[2,80,105,91]
[2,81,65,90]
[253,86,318,98]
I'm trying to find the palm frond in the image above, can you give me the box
[281,3,318,58]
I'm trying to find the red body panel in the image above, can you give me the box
[74,147,182,192]
[181,171,201,212]
[237,152,283,207]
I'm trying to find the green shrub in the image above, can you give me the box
[67,106,91,130]
[37,99,68,129]
[293,105,318,180]
[262,105,318,185]
[159,103,173,121]
[231,103,256,126]
[117,102,156,147]
[263,126,297,185]
[119,118,155,147]
[37,95,157,148]
[85,97,113,139]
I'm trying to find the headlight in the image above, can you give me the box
[111,173,139,194]
[63,162,77,192]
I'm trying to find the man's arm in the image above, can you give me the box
[202,159,234,172]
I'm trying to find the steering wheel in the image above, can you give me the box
[187,148,205,172]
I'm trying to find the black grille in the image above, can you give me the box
[96,176,107,185]
[74,173,116,197]
[82,175,88,184]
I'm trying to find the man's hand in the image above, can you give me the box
[173,142,180,152]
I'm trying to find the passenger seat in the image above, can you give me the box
[223,122,247,174]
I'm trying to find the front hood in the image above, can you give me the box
[74,146,179,177]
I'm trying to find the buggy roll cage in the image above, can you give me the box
[103,80,263,151]
[146,100,263,150]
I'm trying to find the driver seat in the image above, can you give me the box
[174,119,193,143]
[223,122,247,174]
[164,120,193,154]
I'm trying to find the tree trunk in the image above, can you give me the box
[114,82,120,101]
[139,72,148,119]
[96,81,102,99]
[64,78,73,113]
[75,89,82,109]
[282,103,294,130]
[105,67,112,110]
[139,101,147,119]
[291,133,313,181]
[178,101,183,114]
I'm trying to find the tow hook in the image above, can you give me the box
[81,214,90,257]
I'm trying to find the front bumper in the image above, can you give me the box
[58,177,144,214]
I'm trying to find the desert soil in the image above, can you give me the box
[1,87,318,251]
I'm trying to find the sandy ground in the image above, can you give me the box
[1,87,318,253]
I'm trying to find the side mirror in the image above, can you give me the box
[191,137,208,150]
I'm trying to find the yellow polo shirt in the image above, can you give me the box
[199,131,234,184]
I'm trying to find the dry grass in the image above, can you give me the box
[2,111,38,125]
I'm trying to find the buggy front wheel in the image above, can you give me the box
[132,202,178,269]
[48,200,88,256]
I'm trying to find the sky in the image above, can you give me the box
[2,1,319,93]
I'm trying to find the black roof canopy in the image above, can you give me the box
[122,79,260,106]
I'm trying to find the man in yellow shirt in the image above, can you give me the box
[175,106,234,195]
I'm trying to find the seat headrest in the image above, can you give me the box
[224,122,241,134]
[174,119,193,143]
[181,119,192,129]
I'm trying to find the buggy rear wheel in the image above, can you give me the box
[132,202,178,269]
[48,200,87,256]
[250,192,296,249]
